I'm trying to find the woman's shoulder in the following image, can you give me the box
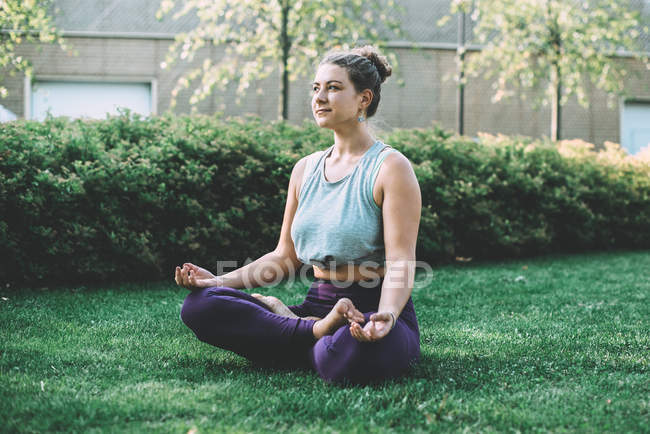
[291,149,329,198]
[302,148,328,163]
[293,149,327,175]
[374,146,416,185]
[378,145,411,171]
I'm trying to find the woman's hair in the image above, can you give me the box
[320,45,392,118]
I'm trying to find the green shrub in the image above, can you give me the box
[392,131,650,261]
[1,112,648,286]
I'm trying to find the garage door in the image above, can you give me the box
[621,101,650,156]
[31,81,152,121]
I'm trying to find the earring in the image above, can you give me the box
[357,114,365,123]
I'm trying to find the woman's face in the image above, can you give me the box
[311,63,363,129]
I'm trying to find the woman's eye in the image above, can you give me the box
[312,85,339,92]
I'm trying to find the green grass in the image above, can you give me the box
[1,250,648,433]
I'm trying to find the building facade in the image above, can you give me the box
[2,0,649,153]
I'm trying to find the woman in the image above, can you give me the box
[175,46,422,385]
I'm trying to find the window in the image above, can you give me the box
[621,100,650,155]
[29,80,154,121]
[0,104,17,122]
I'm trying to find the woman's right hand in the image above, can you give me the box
[174,263,220,290]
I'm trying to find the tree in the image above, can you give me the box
[448,0,649,141]
[156,0,402,120]
[0,0,68,99]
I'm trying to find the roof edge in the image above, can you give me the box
[3,29,648,57]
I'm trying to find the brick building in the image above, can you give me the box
[2,0,649,153]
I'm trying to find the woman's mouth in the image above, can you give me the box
[315,108,331,115]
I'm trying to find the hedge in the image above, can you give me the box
[1,112,649,286]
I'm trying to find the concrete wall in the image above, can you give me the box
[4,36,650,146]
[5,37,282,121]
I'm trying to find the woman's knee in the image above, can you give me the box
[180,287,226,330]
[311,327,366,384]
[311,325,418,385]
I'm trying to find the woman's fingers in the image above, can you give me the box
[363,321,377,339]
[174,266,182,286]
[177,266,189,288]
[350,322,366,342]
[370,312,393,327]
[350,321,373,342]
[352,320,389,342]
[175,264,206,289]
[367,319,391,340]
[349,312,393,342]
[181,265,192,287]
[178,265,187,286]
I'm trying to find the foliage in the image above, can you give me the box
[0,0,70,98]
[0,112,330,285]
[1,113,649,285]
[446,0,650,140]
[391,128,650,261]
[156,0,403,119]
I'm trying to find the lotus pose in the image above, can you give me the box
[175,46,422,385]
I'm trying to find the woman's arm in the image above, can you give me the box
[175,156,308,290]
[213,250,301,290]
[350,152,421,342]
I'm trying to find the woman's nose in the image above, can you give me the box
[314,88,327,102]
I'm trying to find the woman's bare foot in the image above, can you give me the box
[313,298,365,339]
[251,294,299,319]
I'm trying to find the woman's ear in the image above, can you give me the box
[359,89,374,110]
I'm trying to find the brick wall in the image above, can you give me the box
[4,37,650,146]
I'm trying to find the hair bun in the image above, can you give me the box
[351,45,392,83]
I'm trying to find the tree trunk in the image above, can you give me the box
[456,11,466,135]
[280,0,290,120]
[550,64,561,141]
[546,0,562,141]
[556,79,561,141]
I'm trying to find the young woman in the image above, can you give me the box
[175,46,422,385]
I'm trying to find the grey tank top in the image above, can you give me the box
[290,140,398,268]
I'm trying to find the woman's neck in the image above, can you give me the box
[331,125,375,159]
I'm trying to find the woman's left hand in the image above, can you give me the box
[349,312,395,342]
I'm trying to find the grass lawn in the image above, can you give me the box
[1,250,648,433]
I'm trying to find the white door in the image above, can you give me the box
[621,101,650,155]
[31,81,152,121]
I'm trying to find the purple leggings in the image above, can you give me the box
[180,278,420,385]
